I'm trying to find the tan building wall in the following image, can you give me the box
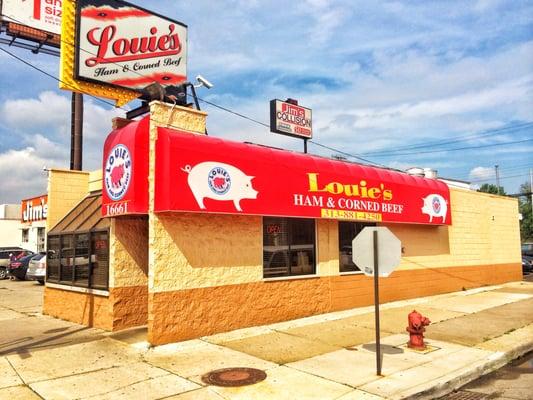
[40,102,522,343]
[109,216,148,329]
[46,169,89,231]
[147,142,522,344]
[43,164,149,331]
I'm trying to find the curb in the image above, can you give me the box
[402,340,533,400]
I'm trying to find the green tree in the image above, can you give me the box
[478,183,506,195]
[519,181,532,242]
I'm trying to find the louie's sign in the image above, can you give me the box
[102,116,451,225]
[75,0,187,90]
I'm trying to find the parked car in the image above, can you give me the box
[522,243,533,258]
[0,248,33,279]
[7,253,41,280]
[26,254,46,284]
[523,256,533,274]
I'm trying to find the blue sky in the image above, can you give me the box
[0,0,532,203]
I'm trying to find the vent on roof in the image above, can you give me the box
[406,167,438,179]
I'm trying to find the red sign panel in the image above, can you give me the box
[270,99,313,139]
[21,194,48,223]
[101,116,149,217]
[155,128,451,225]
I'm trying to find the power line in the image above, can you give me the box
[307,141,388,167]
[455,163,533,181]
[1,14,388,167]
[362,122,533,156]
[469,173,531,183]
[2,31,532,174]
[0,47,119,109]
[365,138,533,157]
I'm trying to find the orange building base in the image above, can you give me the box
[148,263,521,345]
[43,285,148,331]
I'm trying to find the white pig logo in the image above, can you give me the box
[181,162,258,212]
[421,194,448,223]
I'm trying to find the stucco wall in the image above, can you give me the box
[139,101,521,344]
[385,188,521,270]
[147,180,521,344]
[109,216,149,328]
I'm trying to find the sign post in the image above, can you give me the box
[372,230,381,375]
[353,227,401,376]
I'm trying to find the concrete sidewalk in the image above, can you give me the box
[1,280,532,400]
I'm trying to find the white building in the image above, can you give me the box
[20,195,48,253]
[0,204,22,248]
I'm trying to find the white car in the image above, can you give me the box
[26,254,46,284]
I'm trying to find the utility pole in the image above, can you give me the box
[530,168,533,207]
[70,93,84,170]
[495,165,501,194]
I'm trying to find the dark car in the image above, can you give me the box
[523,256,533,274]
[0,248,34,279]
[7,253,43,280]
[522,243,533,258]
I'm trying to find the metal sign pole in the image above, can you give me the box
[70,92,83,171]
[304,138,308,154]
[373,230,382,375]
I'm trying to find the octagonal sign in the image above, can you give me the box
[352,227,401,277]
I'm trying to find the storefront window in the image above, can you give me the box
[263,217,316,278]
[91,231,109,290]
[74,233,90,287]
[46,230,109,290]
[60,235,74,284]
[338,221,375,272]
[21,229,29,243]
[47,236,60,281]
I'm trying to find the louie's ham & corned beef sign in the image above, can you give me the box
[101,116,451,225]
[75,0,187,90]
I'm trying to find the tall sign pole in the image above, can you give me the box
[373,230,382,375]
[353,227,402,376]
[70,93,83,170]
[528,167,533,232]
[495,164,500,194]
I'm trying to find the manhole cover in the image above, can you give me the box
[443,390,489,400]
[201,367,267,387]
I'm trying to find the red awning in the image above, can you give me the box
[154,127,451,225]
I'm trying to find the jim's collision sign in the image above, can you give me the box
[270,99,313,139]
[75,0,187,90]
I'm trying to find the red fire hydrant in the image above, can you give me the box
[406,310,431,350]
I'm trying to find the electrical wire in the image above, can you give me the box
[0,47,120,109]
[469,173,531,183]
[364,138,533,157]
[361,122,533,156]
[1,24,532,171]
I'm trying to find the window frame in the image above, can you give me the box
[46,228,109,290]
[338,221,376,274]
[262,217,317,279]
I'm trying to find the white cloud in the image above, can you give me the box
[0,92,125,203]
[2,91,70,131]
[0,147,61,203]
[469,166,495,181]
